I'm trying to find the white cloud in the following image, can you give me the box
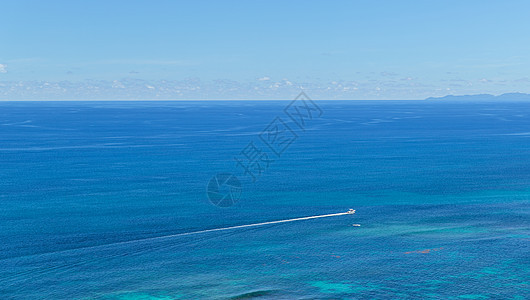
[380,71,398,77]
[258,76,270,81]
[0,64,7,73]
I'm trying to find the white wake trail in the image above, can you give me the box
[151,209,357,241]
[1,210,356,262]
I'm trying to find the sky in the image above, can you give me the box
[1,0,530,100]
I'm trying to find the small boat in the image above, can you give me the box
[347,209,356,214]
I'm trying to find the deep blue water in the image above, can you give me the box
[0,101,529,299]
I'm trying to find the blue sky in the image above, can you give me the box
[1,0,530,99]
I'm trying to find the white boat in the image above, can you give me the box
[347,209,356,214]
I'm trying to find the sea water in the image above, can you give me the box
[0,101,528,299]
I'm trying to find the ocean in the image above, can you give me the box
[0,100,529,299]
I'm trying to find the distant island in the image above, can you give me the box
[426,92,530,101]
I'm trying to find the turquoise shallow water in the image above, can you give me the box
[0,101,529,299]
